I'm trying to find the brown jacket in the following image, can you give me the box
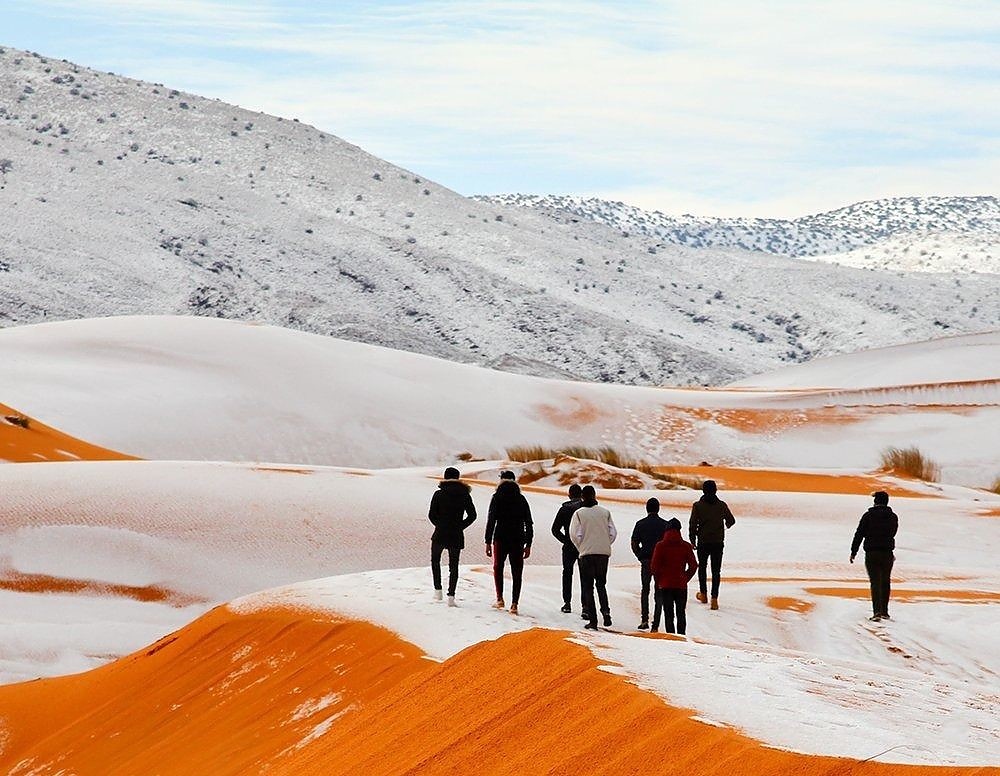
[689,497,735,546]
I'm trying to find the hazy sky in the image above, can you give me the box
[6,1,999,216]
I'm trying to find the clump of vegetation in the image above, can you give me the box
[506,445,704,490]
[989,476,1000,495]
[3,414,30,429]
[879,446,940,482]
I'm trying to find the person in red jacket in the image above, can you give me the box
[650,518,698,634]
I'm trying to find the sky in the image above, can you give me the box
[4,0,999,217]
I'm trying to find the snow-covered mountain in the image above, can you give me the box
[477,194,1000,274]
[2,45,999,386]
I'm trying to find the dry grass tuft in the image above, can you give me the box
[506,445,703,490]
[3,414,30,429]
[989,476,1000,495]
[879,446,940,482]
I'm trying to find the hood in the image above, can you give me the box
[439,479,470,493]
[657,529,684,545]
[494,480,522,497]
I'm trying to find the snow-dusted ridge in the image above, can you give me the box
[478,193,1000,274]
[1,44,1000,386]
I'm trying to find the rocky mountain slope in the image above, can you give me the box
[1,45,998,386]
[478,194,1000,273]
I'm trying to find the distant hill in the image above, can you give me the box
[2,44,999,386]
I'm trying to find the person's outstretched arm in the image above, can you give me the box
[850,514,867,562]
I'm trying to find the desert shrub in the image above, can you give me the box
[506,445,703,490]
[4,414,30,429]
[0,158,13,175]
[879,446,940,482]
[989,476,1000,495]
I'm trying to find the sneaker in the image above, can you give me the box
[560,603,572,613]
[447,595,457,607]
[602,613,613,627]
[493,599,505,609]
[433,589,443,601]
[696,592,707,604]
[581,612,592,621]
[710,597,719,610]
[869,614,883,622]
[650,627,659,633]
[509,604,518,615]
[881,613,891,621]
[583,622,599,631]
[637,622,649,631]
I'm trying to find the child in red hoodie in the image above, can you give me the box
[650,518,698,634]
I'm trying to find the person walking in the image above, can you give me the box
[551,483,583,613]
[630,497,669,630]
[428,466,477,606]
[570,485,617,630]
[485,470,533,615]
[851,491,899,622]
[689,480,736,610]
[650,517,698,634]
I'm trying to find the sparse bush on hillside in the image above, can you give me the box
[989,476,1000,495]
[0,159,13,176]
[879,446,940,482]
[3,414,30,429]
[506,445,704,490]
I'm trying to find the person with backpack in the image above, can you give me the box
[630,497,669,630]
[570,485,617,630]
[650,517,698,634]
[851,491,899,622]
[428,466,477,606]
[485,470,533,615]
[689,479,736,610]
[551,483,583,613]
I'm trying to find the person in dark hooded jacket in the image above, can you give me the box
[428,466,477,606]
[689,479,735,610]
[485,470,533,614]
[851,491,899,621]
[551,483,583,613]
[650,517,698,634]
[630,497,669,630]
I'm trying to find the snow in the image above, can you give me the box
[2,316,998,485]
[2,46,1000,387]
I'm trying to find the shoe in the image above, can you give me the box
[493,599,505,609]
[560,603,572,613]
[710,597,719,610]
[881,613,891,621]
[869,614,882,622]
[447,595,457,607]
[433,589,443,601]
[581,612,592,621]
[584,622,599,630]
[650,627,659,633]
[696,592,707,604]
[509,604,518,615]
[637,622,649,631]
[602,613,612,627]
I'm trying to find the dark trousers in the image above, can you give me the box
[865,550,895,617]
[639,559,662,624]
[655,588,688,634]
[697,542,724,598]
[492,541,525,605]
[579,554,610,625]
[561,543,581,607]
[431,541,460,596]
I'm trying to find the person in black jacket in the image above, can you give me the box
[630,497,669,630]
[485,470,533,614]
[428,466,477,606]
[851,491,899,621]
[551,483,583,613]
[689,480,736,610]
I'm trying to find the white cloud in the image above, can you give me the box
[11,0,1000,215]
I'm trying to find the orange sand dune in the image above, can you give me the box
[661,465,931,497]
[0,571,202,606]
[805,587,1000,604]
[767,596,817,614]
[0,607,996,775]
[0,402,136,462]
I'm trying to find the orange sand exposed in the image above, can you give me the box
[767,596,817,614]
[0,606,996,775]
[0,571,202,607]
[0,402,136,463]
[805,587,1000,604]
[661,465,932,497]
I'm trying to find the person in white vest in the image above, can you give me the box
[570,485,617,630]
